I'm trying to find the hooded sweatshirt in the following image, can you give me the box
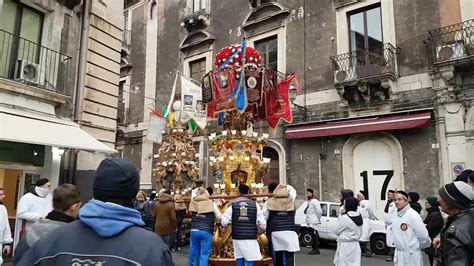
[334,211,363,242]
[154,193,177,235]
[16,200,173,266]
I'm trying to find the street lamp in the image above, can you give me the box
[288,84,308,121]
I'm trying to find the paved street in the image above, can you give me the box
[172,245,430,266]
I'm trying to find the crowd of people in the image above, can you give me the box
[0,158,472,265]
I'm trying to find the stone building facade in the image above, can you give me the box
[0,0,122,247]
[121,0,474,218]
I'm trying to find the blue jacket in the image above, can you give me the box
[17,200,174,265]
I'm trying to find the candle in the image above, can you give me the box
[244,156,250,161]
[262,133,269,139]
[251,183,256,188]
[195,153,200,158]
[214,184,219,189]
[242,130,247,136]
[210,156,215,161]
[220,184,225,189]
[211,133,217,138]
[252,132,258,138]
[222,130,228,136]
[208,136,213,141]
[231,130,237,135]
[231,184,236,189]
[229,156,235,160]
[219,157,224,162]
[181,152,186,156]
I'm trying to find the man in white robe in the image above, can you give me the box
[356,190,377,256]
[221,184,266,266]
[386,191,431,266]
[305,188,322,255]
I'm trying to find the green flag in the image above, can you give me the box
[188,119,198,134]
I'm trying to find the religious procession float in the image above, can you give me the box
[152,38,299,265]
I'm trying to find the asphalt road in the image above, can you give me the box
[172,245,430,266]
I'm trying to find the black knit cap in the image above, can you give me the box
[238,183,250,195]
[439,182,473,210]
[93,159,140,206]
[345,197,359,212]
[408,192,420,202]
[35,178,50,187]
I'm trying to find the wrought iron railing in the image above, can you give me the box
[0,29,72,96]
[334,0,360,8]
[427,19,474,64]
[330,43,398,85]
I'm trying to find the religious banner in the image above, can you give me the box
[265,74,297,128]
[208,69,237,116]
[201,72,213,103]
[245,69,263,104]
[181,75,207,130]
[146,112,166,143]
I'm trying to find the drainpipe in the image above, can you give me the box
[318,155,322,200]
[74,0,90,123]
[68,0,90,184]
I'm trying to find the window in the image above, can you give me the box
[348,5,383,53]
[329,204,340,218]
[193,0,207,12]
[321,203,328,217]
[189,58,206,82]
[0,0,43,77]
[255,36,278,71]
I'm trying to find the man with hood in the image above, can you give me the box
[188,187,222,266]
[385,191,431,266]
[435,181,474,265]
[305,188,322,255]
[154,189,177,245]
[221,184,266,265]
[14,184,81,263]
[423,196,444,265]
[17,158,173,265]
[333,197,363,266]
[263,183,299,266]
[356,190,377,257]
[15,178,53,245]
[133,190,154,231]
[408,192,422,214]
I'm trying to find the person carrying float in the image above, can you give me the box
[221,184,266,266]
[263,183,299,266]
[188,187,222,266]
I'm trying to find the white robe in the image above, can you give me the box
[385,201,397,247]
[221,199,266,261]
[358,199,376,242]
[0,205,13,265]
[388,205,431,266]
[14,192,52,248]
[305,198,322,229]
[333,211,362,266]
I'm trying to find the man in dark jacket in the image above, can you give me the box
[436,181,474,266]
[17,158,173,266]
[14,184,81,263]
[423,196,444,265]
[408,192,422,214]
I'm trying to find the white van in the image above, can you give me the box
[295,201,389,255]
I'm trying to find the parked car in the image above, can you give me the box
[295,201,389,255]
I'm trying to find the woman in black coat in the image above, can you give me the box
[423,197,444,265]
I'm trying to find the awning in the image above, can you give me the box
[0,106,116,153]
[286,111,432,139]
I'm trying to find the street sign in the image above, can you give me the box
[451,162,466,175]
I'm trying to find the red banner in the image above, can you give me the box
[207,69,237,117]
[265,74,297,128]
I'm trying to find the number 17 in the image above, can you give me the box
[360,170,394,200]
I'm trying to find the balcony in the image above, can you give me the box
[179,7,210,31]
[0,29,73,97]
[331,43,398,86]
[427,19,474,66]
